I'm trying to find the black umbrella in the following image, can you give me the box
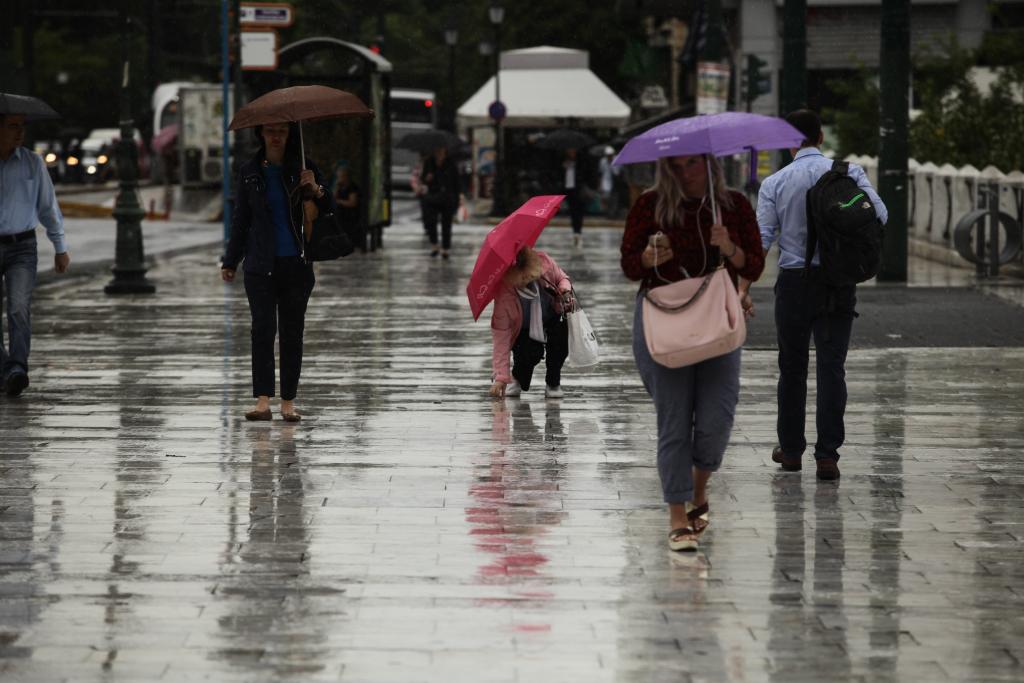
[397,129,462,153]
[536,128,595,151]
[0,93,60,121]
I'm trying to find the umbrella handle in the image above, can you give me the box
[705,156,719,224]
[299,122,306,170]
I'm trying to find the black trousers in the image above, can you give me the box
[512,316,569,390]
[565,188,584,234]
[243,257,315,401]
[774,268,856,461]
[423,203,455,250]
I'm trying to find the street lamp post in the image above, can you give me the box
[488,2,506,217]
[444,23,458,133]
[105,3,155,295]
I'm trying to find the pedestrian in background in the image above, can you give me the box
[489,246,574,400]
[220,121,334,422]
[0,113,71,398]
[420,145,460,260]
[620,153,764,551]
[757,109,887,480]
[332,163,360,242]
[563,148,585,248]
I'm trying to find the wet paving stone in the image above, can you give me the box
[2,200,1024,682]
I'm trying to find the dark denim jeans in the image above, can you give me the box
[0,237,38,380]
[774,268,856,461]
[243,257,315,401]
[423,203,454,250]
[511,316,569,390]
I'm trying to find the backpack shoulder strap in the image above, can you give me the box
[832,160,850,175]
[805,186,817,275]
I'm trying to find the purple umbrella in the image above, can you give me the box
[612,112,805,166]
[612,112,806,221]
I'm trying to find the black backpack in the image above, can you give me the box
[805,160,884,286]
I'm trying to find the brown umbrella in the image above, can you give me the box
[228,85,374,168]
[228,85,373,130]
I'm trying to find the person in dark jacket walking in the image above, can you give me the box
[220,121,334,422]
[420,145,460,259]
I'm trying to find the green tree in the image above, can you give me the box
[823,68,879,158]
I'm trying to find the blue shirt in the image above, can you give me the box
[0,147,66,252]
[261,163,298,258]
[757,148,887,270]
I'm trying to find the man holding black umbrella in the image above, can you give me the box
[0,107,71,398]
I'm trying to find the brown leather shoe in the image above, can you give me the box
[816,458,841,481]
[281,412,302,423]
[772,446,802,472]
[245,408,272,421]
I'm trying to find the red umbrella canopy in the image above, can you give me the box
[228,85,374,130]
[466,195,566,321]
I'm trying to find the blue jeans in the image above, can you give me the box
[773,268,856,461]
[632,297,741,504]
[0,238,37,380]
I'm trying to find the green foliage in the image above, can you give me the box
[827,33,1024,171]
[910,35,1024,170]
[823,68,879,158]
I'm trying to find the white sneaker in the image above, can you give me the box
[545,384,564,398]
[505,380,522,397]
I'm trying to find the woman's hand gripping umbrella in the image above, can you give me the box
[466,195,566,321]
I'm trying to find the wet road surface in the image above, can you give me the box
[2,204,1024,681]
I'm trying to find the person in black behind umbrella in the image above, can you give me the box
[220,121,334,423]
[333,163,360,244]
[420,145,460,260]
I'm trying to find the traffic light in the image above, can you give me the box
[743,54,771,108]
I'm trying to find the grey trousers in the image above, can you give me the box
[632,297,741,503]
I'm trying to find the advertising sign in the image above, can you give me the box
[696,62,730,115]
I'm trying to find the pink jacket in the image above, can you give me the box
[490,251,571,384]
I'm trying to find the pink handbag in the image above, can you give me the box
[642,267,746,368]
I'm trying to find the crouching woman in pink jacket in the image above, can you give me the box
[489,246,574,399]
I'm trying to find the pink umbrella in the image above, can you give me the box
[151,124,178,154]
[467,195,566,321]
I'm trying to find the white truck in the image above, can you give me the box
[151,82,233,186]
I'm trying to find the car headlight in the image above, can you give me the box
[45,153,57,163]
[97,154,109,164]
[67,156,79,166]
[87,165,97,174]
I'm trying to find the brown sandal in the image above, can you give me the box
[281,412,302,423]
[668,526,700,552]
[245,408,272,421]
[687,501,709,534]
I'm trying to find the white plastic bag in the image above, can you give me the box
[566,307,600,367]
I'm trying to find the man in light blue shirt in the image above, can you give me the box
[0,113,72,397]
[756,109,887,480]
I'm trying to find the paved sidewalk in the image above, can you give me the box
[2,204,1023,682]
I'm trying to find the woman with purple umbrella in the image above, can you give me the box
[620,153,765,551]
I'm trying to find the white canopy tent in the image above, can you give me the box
[456,46,631,130]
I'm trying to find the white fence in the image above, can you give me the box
[847,155,1024,268]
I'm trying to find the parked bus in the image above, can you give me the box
[390,88,436,189]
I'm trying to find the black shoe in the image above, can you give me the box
[816,458,841,481]
[430,249,439,258]
[5,373,29,397]
[771,446,802,472]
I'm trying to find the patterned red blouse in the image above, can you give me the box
[620,189,765,290]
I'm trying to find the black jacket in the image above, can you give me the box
[421,156,460,210]
[223,156,334,275]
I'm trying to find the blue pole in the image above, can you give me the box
[221,0,231,245]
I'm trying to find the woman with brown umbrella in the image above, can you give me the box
[220,121,333,422]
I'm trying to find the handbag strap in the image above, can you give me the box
[643,268,720,312]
